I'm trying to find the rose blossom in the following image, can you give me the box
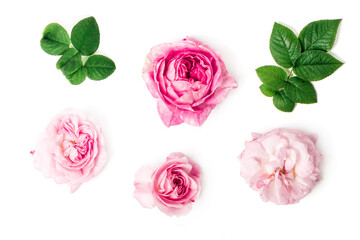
[142,37,237,127]
[239,129,322,204]
[32,109,106,192]
[134,153,201,216]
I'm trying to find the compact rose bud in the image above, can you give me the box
[142,37,237,127]
[134,153,201,216]
[32,109,107,192]
[239,129,322,204]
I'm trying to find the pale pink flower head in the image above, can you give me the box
[142,37,237,127]
[239,129,322,204]
[32,109,107,192]
[134,153,201,216]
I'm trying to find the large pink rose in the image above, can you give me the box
[32,109,107,192]
[134,153,201,216]
[143,37,237,127]
[239,129,322,204]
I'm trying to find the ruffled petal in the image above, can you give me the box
[156,100,184,127]
[239,129,321,205]
[133,165,156,209]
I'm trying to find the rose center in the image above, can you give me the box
[271,166,297,177]
[178,56,208,83]
[172,176,187,197]
[173,177,182,186]
[63,135,91,162]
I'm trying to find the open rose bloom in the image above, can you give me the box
[143,37,237,127]
[239,129,322,204]
[32,109,107,192]
[134,153,201,216]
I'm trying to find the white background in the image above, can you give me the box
[0,0,359,239]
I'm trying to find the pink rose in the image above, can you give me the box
[32,109,107,192]
[142,37,237,127]
[134,153,201,216]
[239,129,322,204]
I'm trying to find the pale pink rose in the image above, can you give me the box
[134,153,201,216]
[143,37,237,127]
[32,109,107,192]
[239,129,322,204]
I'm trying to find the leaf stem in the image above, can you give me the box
[287,68,293,80]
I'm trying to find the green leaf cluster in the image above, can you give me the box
[40,17,116,85]
[256,19,343,112]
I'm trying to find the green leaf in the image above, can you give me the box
[293,50,343,81]
[259,84,276,97]
[299,19,342,52]
[284,77,317,104]
[71,16,100,56]
[59,50,82,76]
[273,90,295,112]
[56,48,78,69]
[256,65,287,90]
[85,55,116,80]
[40,23,70,55]
[66,67,87,85]
[270,23,301,68]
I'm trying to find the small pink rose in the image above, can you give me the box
[32,109,107,192]
[239,129,322,204]
[134,153,201,216]
[143,37,237,127]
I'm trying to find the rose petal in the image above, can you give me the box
[177,106,213,127]
[200,76,238,106]
[156,100,184,127]
[32,109,106,192]
[134,153,201,216]
[142,37,236,127]
[134,164,156,209]
[239,129,321,204]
